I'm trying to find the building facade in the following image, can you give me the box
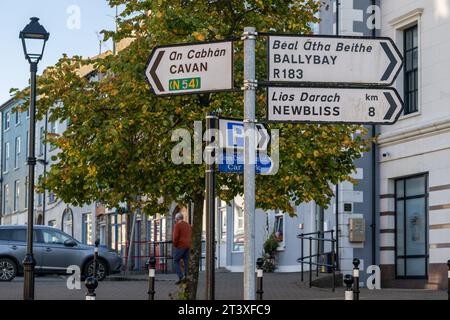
[0,98,97,245]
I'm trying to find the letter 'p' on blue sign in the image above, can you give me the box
[227,122,244,148]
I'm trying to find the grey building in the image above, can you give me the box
[0,97,97,245]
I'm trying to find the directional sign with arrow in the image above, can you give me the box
[267,87,403,124]
[218,118,269,151]
[268,35,403,86]
[145,41,234,96]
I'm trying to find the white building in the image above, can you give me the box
[378,0,450,289]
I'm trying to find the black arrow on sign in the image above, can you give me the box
[383,92,398,121]
[380,42,398,82]
[150,50,165,92]
[256,123,270,150]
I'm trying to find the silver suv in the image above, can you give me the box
[0,225,122,281]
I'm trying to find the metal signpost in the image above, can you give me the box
[145,41,234,96]
[145,28,404,301]
[267,87,403,124]
[242,26,257,300]
[267,35,403,86]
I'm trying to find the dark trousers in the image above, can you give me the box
[174,248,189,280]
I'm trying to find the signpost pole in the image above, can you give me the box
[243,26,257,300]
[205,112,217,300]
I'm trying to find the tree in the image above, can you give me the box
[14,0,372,299]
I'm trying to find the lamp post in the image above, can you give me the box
[19,17,49,300]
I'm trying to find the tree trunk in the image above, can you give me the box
[185,192,204,299]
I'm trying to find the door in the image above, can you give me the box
[395,175,428,278]
[38,228,82,272]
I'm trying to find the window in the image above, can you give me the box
[82,213,93,245]
[49,192,56,203]
[37,175,43,207]
[4,112,10,130]
[50,121,56,134]
[39,126,45,156]
[4,142,9,172]
[48,220,57,228]
[395,174,428,278]
[233,202,244,252]
[24,177,28,209]
[15,111,20,125]
[14,180,19,212]
[274,212,284,245]
[49,122,57,151]
[0,229,25,242]
[404,25,418,114]
[15,137,21,169]
[3,185,9,215]
[62,208,73,236]
[0,229,37,242]
[41,229,71,245]
[112,213,127,254]
[25,131,28,159]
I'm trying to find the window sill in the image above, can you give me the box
[3,171,8,175]
[4,128,10,133]
[399,110,421,121]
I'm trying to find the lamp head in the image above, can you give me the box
[19,17,50,64]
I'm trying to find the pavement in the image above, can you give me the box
[0,272,447,300]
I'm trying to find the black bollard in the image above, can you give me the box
[447,260,450,301]
[147,256,156,300]
[256,258,264,300]
[85,240,100,300]
[344,274,354,300]
[85,276,98,300]
[352,258,360,300]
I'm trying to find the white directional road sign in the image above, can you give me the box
[267,87,403,124]
[219,118,269,151]
[268,35,403,86]
[145,41,233,95]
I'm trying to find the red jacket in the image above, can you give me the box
[173,221,192,249]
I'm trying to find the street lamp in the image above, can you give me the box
[20,17,49,301]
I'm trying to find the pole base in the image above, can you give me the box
[23,254,36,300]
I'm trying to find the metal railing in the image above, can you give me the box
[297,230,337,292]
[123,240,207,274]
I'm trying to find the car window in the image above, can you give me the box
[41,230,71,245]
[0,229,13,240]
[11,229,27,242]
[0,229,38,242]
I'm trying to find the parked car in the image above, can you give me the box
[0,225,122,281]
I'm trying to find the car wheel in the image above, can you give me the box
[84,259,107,281]
[0,258,17,281]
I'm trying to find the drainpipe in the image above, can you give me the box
[335,0,340,272]
[371,0,377,267]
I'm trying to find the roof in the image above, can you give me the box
[0,224,55,229]
[0,97,19,112]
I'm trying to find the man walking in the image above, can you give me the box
[173,212,192,285]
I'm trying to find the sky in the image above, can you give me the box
[0,0,118,103]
